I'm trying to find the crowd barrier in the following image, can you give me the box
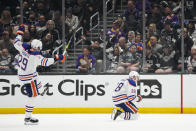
[0,74,195,114]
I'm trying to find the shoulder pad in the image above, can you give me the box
[22,43,31,50]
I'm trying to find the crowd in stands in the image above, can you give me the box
[103,0,196,74]
[0,0,196,74]
[0,0,102,74]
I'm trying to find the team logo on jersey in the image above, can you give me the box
[137,79,162,98]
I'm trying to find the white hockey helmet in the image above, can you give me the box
[31,39,42,51]
[129,71,140,79]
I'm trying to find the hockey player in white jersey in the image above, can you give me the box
[112,71,142,120]
[14,25,66,125]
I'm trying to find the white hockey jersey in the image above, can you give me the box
[13,35,55,83]
[112,78,138,105]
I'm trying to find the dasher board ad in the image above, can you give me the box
[0,75,180,108]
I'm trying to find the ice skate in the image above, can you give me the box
[111,108,122,120]
[24,117,39,125]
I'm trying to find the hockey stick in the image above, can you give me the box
[62,34,74,57]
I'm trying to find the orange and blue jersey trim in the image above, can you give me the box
[18,72,37,81]
[31,80,38,97]
[125,102,138,113]
[41,58,48,66]
[113,94,136,103]
[112,94,127,102]
[127,95,136,101]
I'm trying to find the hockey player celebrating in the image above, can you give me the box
[112,71,142,120]
[14,25,66,125]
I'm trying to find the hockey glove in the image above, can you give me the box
[16,24,25,35]
[136,95,142,102]
[54,54,66,63]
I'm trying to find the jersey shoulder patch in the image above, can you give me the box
[127,78,136,87]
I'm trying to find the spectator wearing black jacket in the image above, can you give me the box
[90,40,103,73]
[143,46,159,73]
[174,28,194,71]
[123,0,141,32]
[40,20,60,57]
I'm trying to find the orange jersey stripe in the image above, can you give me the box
[126,102,137,113]
[42,58,47,66]
[31,81,37,97]
[128,96,135,101]
[112,96,127,101]
[19,75,34,79]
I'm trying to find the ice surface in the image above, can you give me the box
[0,114,196,131]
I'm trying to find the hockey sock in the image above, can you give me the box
[25,97,37,118]
[25,105,34,118]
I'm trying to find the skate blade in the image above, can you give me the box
[24,122,39,125]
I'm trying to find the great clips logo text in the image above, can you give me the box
[0,79,105,101]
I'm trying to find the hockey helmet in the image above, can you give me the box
[129,71,140,80]
[31,39,42,51]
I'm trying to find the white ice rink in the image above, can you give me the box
[0,114,196,131]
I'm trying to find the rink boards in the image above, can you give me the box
[0,74,195,114]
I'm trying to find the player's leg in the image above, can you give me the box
[24,80,39,125]
[126,101,139,120]
[111,106,123,120]
[36,78,48,96]
[113,102,139,120]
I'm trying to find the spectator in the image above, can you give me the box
[0,31,17,56]
[161,7,179,28]
[0,10,12,34]
[143,46,159,73]
[53,11,70,39]
[135,0,152,14]
[116,15,125,31]
[132,33,143,54]
[127,31,135,46]
[41,33,55,57]
[187,22,196,38]
[90,40,103,73]
[76,47,96,74]
[175,28,193,58]
[106,45,120,73]
[116,37,128,57]
[146,23,158,40]
[117,44,141,73]
[147,35,162,55]
[146,4,162,30]
[123,0,141,32]
[29,24,38,40]
[65,8,79,34]
[36,1,49,18]
[155,45,175,73]
[12,6,21,23]
[73,0,86,20]
[26,11,37,25]
[160,22,178,48]
[0,48,13,74]
[106,20,125,47]
[35,15,47,32]
[40,20,60,45]
[174,28,194,71]
[82,3,96,34]
[187,45,196,73]
[23,1,31,21]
